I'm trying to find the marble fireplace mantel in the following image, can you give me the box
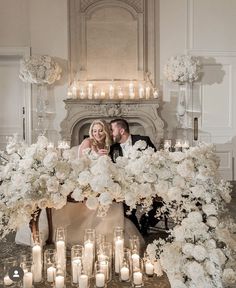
[60,99,164,147]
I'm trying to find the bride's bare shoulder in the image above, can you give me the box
[79,138,93,149]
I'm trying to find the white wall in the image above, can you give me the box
[159,0,236,180]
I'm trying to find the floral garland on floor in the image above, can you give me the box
[0,135,235,287]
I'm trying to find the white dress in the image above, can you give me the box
[15,147,144,247]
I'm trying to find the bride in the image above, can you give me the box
[16,119,143,246]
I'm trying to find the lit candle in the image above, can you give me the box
[118,88,123,99]
[138,84,144,99]
[95,272,105,288]
[23,272,33,288]
[80,88,85,99]
[153,89,159,98]
[56,240,66,270]
[55,275,64,288]
[100,90,105,98]
[129,81,134,97]
[94,91,99,99]
[79,274,88,288]
[67,89,73,99]
[32,244,42,282]
[84,241,94,276]
[47,266,56,283]
[120,266,129,281]
[145,262,154,276]
[154,259,163,277]
[109,84,115,99]
[4,275,13,286]
[88,83,93,99]
[133,271,142,285]
[131,253,140,268]
[164,140,171,151]
[130,92,135,99]
[114,238,124,273]
[145,86,150,99]
[71,83,77,98]
[182,140,189,149]
[72,258,82,284]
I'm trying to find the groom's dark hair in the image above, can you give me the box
[110,118,130,133]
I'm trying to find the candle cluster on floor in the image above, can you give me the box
[2,227,163,287]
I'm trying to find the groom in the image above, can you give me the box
[109,118,157,234]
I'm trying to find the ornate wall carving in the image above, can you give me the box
[80,0,143,13]
[60,99,164,147]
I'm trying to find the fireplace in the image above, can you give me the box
[60,99,164,148]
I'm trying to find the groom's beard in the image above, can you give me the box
[113,134,122,144]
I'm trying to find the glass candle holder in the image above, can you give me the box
[131,259,144,288]
[44,248,56,283]
[174,139,182,152]
[31,232,43,283]
[164,140,172,151]
[97,242,112,282]
[113,227,124,275]
[55,268,65,288]
[131,251,140,270]
[3,258,18,287]
[71,245,83,285]
[182,140,190,151]
[129,235,140,254]
[21,260,33,288]
[55,227,66,272]
[83,229,95,277]
[119,248,131,283]
[144,258,154,277]
[94,261,106,288]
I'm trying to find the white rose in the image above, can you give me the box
[202,204,217,216]
[98,192,113,206]
[187,211,203,223]
[43,152,58,170]
[204,260,216,276]
[182,243,194,257]
[71,187,84,202]
[133,140,147,150]
[176,159,195,178]
[206,216,218,228]
[86,196,99,210]
[192,245,207,262]
[46,177,59,193]
[78,171,92,186]
[223,268,236,284]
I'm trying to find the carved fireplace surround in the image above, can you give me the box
[60,99,164,148]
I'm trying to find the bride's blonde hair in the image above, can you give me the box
[89,119,112,149]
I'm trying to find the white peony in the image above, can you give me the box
[192,245,208,262]
[86,196,99,210]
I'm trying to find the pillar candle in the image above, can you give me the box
[109,84,115,99]
[95,272,105,288]
[131,253,140,268]
[138,84,144,98]
[72,258,82,284]
[4,275,13,286]
[23,272,33,288]
[56,240,66,270]
[146,86,150,99]
[84,241,94,275]
[114,238,124,273]
[145,262,154,276]
[55,275,64,288]
[120,266,129,281]
[88,83,93,99]
[133,271,142,285]
[79,274,88,288]
[47,266,56,282]
[32,244,42,282]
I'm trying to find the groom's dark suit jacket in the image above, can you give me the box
[110,134,156,159]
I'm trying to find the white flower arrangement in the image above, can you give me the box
[0,136,236,287]
[163,55,200,83]
[19,55,62,85]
